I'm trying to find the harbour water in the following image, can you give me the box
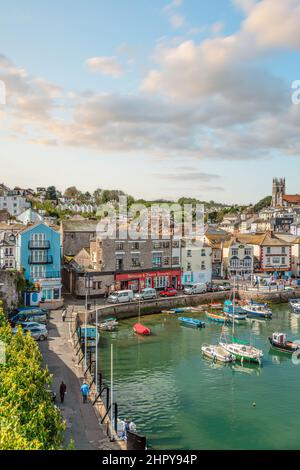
[98,304,300,450]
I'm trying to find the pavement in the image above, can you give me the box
[40,308,118,450]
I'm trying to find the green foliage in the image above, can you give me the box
[45,186,58,200]
[253,195,272,213]
[0,302,65,450]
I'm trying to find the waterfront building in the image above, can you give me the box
[181,239,212,285]
[60,219,99,256]
[62,232,182,298]
[204,227,230,279]
[222,238,254,280]
[16,222,62,305]
[236,232,292,276]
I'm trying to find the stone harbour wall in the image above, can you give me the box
[0,270,19,310]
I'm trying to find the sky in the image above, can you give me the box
[0,0,300,204]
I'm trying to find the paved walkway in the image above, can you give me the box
[40,309,118,450]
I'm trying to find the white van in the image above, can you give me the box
[134,288,157,301]
[107,290,134,304]
[183,283,207,295]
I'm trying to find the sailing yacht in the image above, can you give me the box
[219,279,263,364]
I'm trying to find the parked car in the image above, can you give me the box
[135,288,157,301]
[10,310,48,326]
[218,283,232,291]
[12,325,48,341]
[107,290,134,304]
[9,306,48,318]
[159,287,178,297]
[14,321,45,330]
[183,283,207,295]
[206,283,220,292]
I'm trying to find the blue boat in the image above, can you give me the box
[240,304,272,319]
[178,317,205,328]
[223,300,245,315]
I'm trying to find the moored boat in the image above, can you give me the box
[99,320,118,331]
[206,311,229,323]
[241,304,272,319]
[269,332,300,354]
[226,312,247,322]
[223,300,245,315]
[201,344,236,363]
[178,317,205,328]
[220,336,263,364]
[133,323,151,336]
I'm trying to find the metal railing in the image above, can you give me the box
[28,240,50,249]
[29,255,53,264]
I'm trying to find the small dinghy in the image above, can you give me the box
[201,344,236,363]
[227,312,247,322]
[133,323,151,336]
[269,332,300,354]
[206,311,229,323]
[99,320,118,331]
[178,317,205,328]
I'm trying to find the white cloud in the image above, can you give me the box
[164,0,183,13]
[232,0,257,14]
[86,56,123,78]
[169,14,185,29]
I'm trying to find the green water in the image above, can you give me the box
[98,304,300,450]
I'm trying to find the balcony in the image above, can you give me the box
[28,240,50,249]
[29,255,53,264]
[32,271,61,279]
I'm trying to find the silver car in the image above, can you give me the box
[13,325,48,341]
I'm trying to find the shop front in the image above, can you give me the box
[115,269,182,292]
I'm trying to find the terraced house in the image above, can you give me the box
[16,222,62,306]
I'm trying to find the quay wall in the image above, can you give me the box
[0,270,19,310]
[74,288,300,324]
[78,292,229,324]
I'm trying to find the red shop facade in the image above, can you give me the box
[115,269,182,292]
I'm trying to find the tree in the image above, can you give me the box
[64,186,80,198]
[0,302,65,450]
[45,186,57,200]
[253,196,272,213]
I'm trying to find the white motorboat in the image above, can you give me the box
[201,344,236,363]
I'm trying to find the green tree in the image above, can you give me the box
[64,186,80,198]
[253,196,272,213]
[0,302,65,450]
[46,186,57,200]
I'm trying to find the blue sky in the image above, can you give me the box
[0,0,300,203]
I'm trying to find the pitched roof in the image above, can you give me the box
[235,232,292,246]
[283,195,300,204]
[61,220,98,232]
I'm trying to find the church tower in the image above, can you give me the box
[272,177,286,207]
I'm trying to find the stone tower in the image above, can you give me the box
[272,177,286,207]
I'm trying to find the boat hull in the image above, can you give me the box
[206,312,229,323]
[178,317,205,328]
[201,345,235,363]
[219,342,263,364]
[268,337,299,354]
[133,323,151,335]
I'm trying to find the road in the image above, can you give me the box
[40,307,119,450]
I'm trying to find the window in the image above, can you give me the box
[163,257,170,266]
[30,265,45,278]
[230,256,240,268]
[281,257,286,265]
[232,249,238,256]
[172,256,180,265]
[201,262,206,270]
[266,247,271,254]
[116,242,124,251]
[282,247,286,254]
[267,257,271,264]
[154,276,169,288]
[152,254,162,268]
[244,256,252,267]
[116,258,124,270]
[201,249,206,257]
[245,248,251,256]
[92,281,102,290]
[187,262,192,271]
[172,240,180,248]
[153,241,162,249]
[131,255,141,267]
[132,242,139,250]
[42,289,52,301]
[162,241,170,249]
[187,250,192,257]
[273,258,280,265]
[32,250,47,263]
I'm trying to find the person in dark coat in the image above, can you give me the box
[59,381,67,403]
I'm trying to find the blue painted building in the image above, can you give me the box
[16,223,62,305]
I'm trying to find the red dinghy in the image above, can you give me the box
[133,323,151,336]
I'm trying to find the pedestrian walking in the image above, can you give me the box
[62,308,67,322]
[59,381,67,403]
[80,382,90,403]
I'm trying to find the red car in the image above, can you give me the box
[159,287,178,297]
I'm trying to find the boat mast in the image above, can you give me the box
[110,343,114,440]
[232,277,235,337]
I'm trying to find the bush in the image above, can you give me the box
[0,302,65,450]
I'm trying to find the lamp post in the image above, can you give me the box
[84,274,88,371]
